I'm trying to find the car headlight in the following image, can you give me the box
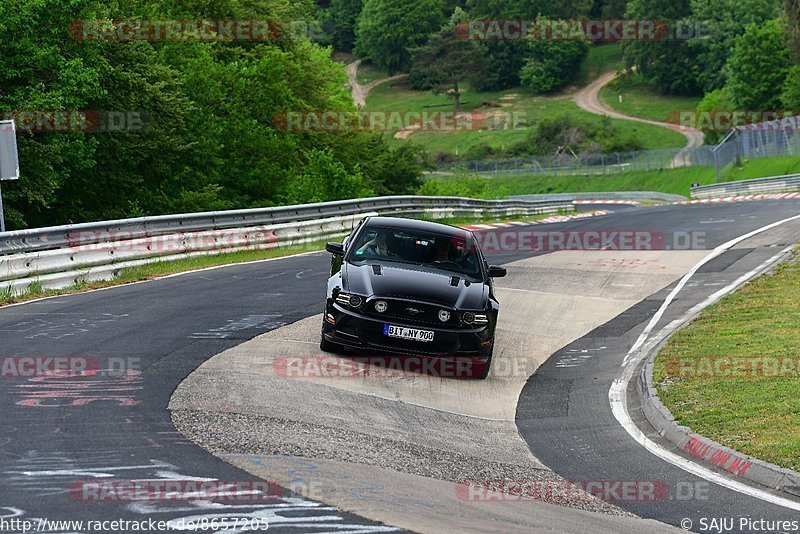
[374,300,388,313]
[462,311,489,325]
[438,310,451,322]
[335,292,364,308]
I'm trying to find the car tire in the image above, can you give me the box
[474,346,493,379]
[320,334,343,354]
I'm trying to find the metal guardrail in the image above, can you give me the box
[0,195,572,296]
[690,174,800,198]
[0,195,569,255]
[511,191,687,203]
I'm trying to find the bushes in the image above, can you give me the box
[519,38,589,94]
[283,149,373,204]
[0,0,427,230]
[418,174,508,199]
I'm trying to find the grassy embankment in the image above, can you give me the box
[422,155,800,198]
[599,78,702,123]
[653,252,800,471]
[363,44,687,157]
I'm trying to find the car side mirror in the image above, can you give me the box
[325,242,345,255]
[488,266,507,278]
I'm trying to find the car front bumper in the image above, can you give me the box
[322,302,494,358]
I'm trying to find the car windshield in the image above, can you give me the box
[347,226,482,279]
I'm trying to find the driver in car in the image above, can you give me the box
[357,231,397,257]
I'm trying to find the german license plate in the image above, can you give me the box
[383,324,434,342]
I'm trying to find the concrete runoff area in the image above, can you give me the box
[170,249,707,532]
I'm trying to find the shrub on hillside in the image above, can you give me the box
[519,38,589,94]
[418,174,509,199]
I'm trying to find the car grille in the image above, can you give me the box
[364,298,454,326]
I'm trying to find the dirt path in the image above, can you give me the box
[346,59,407,108]
[573,71,705,151]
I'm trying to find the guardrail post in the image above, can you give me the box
[0,180,5,233]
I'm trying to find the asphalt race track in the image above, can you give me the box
[1,200,799,533]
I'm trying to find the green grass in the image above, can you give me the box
[426,166,716,197]
[356,62,390,85]
[725,155,800,181]
[575,43,623,87]
[600,79,702,123]
[653,253,800,471]
[426,154,800,197]
[366,80,687,155]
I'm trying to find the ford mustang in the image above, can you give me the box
[320,216,506,379]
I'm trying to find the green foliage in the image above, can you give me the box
[513,114,644,156]
[787,0,800,62]
[328,0,362,51]
[0,0,425,230]
[622,0,701,95]
[418,174,509,198]
[780,65,800,108]
[408,26,488,111]
[283,148,373,204]
[727,19,791,109]
[519,36,589,94]
[689,0,779,93]
[354,0,445,74]
[359,139,430,194]
[462,0,588,90]
[696,87,736,143]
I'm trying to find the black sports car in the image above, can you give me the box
[320,216,506,379]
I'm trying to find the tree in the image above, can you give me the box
[727,19,791,110]
[464,0,594,90]
[409,26,488,113]
[622,0,701,95]
[329,0,362,51]
[283,148,373,204]
[0,0,427,230]
[695,87,736,143]
[781,65,800,107]
[519,36,589,94]
[788,0,800,61]
[689,0,779,93]
[354,0,445,74]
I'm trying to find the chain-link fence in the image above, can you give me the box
[436,115,800,181]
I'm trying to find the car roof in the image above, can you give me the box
[363,216,472,237]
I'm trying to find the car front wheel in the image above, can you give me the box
[473,345,493,379]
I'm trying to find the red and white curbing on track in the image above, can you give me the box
[461,210,611,231]
[680,192,800,204]
[573,199,641,205]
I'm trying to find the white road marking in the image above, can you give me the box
[610,212,800,511]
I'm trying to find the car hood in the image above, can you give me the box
[343,262,487,309]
